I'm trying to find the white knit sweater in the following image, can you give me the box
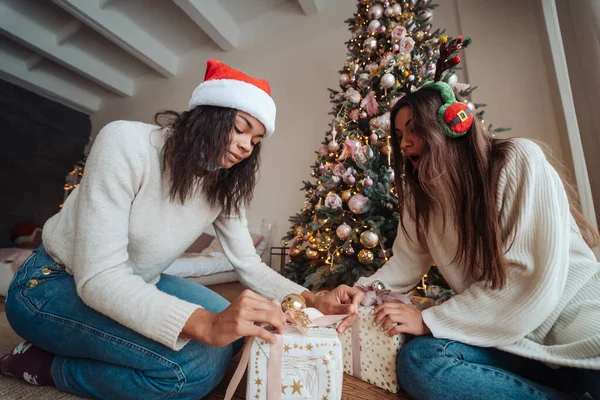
[357,139,600,370]
[42,121,306,351]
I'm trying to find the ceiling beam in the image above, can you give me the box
[297,0,322,15]
[0,52,102,114]
[0,2,134,97]
[173,0,239,51]
[52,0,178,77]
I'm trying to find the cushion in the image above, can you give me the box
[185,233,215,253]
[199,233,264,256]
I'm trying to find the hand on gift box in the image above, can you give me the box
[373,302,432,337]
[184,290,287,347]
[312,285,365,334]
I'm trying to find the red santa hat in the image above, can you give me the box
[188,60,276,137]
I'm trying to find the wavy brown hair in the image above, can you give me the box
[156,105,261,217]
[389,87,598,289]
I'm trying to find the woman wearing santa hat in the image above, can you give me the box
[1,60,354,399]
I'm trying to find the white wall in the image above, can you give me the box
[90,0,570,249]
[556,0,600,227]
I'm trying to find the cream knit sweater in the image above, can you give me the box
[42,121,306,351]
[357,139,600,370]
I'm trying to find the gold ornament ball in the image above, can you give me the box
[360,230,379,248]
[305,248,319,260]
[358,249,374,265]
[281,293,306,312]
[341,190,352,202]
[290,247,302,257]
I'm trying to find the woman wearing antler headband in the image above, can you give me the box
[325,39,600,399]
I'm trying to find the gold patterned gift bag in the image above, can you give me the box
[338,306,406,393]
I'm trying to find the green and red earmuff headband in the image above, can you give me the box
[421,81,473,138]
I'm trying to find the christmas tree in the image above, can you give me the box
[282,0,507,292]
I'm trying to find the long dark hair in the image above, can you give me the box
[389,88,598,290]
[156,105,261,217]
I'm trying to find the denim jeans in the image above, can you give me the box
[5,244,243,399]
[397,335,599,400]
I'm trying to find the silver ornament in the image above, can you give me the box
[370,280,386,292]
[418,10,432,22]
[447,73,458,86]
[380,73,396,89]
[368,20,381,32]
[328,141,340,152]
[384,6,394,17]
[363,37,378,53]
[369,4,384,19]
[392,3,402,15]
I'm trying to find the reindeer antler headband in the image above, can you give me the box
[425,35,474,138]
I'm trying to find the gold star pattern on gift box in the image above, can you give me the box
[248,330,342,399]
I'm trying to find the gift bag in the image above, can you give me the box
[338,284,433,393]
[338,306,406,393]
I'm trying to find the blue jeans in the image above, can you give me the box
[5,245,243,399]
[397,335,599,400]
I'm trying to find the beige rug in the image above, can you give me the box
[0,312,84,400]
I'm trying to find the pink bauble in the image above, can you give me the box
[336,223,352,240]
[344,175,356,184]
[369,4,384,19]
[360,111,368,119]
[348,194,370,214]
[392,43,400,53]
[377,26,386,34]
[370,133,378,142]
[345,246,355,255]
[364,176,373,187]
[392,3,402,14]
[363,37,378,53]
[339,74,350,86]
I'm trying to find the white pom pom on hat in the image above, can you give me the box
[188,60,276,137]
